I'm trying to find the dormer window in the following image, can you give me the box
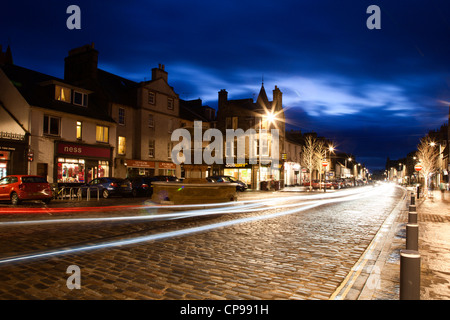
[73,91,88,107]
[55,85,71,103]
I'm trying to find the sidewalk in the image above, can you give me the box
[353,189,450,300]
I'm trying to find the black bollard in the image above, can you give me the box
[400,250,421,300]
[408,211,418,224]
[406,223,419,251]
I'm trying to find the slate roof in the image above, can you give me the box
[1,63,116,123]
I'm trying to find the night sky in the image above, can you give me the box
[2,0,450,171]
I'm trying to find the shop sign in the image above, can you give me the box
[0,151,10,160]
[0,131,25,141]
[125,159,155,168]
[158,162,176,169]
[225,163,249,168]
[57,142,111,158]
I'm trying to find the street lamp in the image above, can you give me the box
[323,145,335,192]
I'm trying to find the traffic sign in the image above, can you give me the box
[322,161,328,167]
[414,164,422,171]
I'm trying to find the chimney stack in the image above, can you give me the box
[64,43,98,82]
[152,64,168,82]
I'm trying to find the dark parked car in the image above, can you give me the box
[0,175,53,205]
[129,175,180,197]
[209,175,248,192]
[78,177,132,199]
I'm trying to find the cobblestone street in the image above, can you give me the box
[0,186,406,300]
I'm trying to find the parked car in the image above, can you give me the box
[129,176,155,197]
[303,181,312,187]
[152,175,180,182]
[209,175,248,191]
[129,175,179,197]
[78,177,132,199]
[331,180,344,189]
[0,175,53,205]
[311,180,320,189]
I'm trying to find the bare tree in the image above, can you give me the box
[300,135,326,190]
[416,135,441,197]
[300,135,317,190]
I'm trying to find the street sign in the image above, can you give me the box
[414,164,422,171]
[322,161,328,167]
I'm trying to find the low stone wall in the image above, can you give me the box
[151,181,238,205]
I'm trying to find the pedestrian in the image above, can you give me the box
[439,182,445,200]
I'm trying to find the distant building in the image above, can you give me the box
[0,46,116,184]
[216,84,286,189]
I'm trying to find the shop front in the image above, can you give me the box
[55,142,112,186]
[0,132,28,178]
[158,161,177,176]
[223,163,252,188]
[125,159,155,178]
[284,162,301,186]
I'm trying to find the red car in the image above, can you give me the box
[0,175,53,205]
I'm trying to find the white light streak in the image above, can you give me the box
[0,186,393,266]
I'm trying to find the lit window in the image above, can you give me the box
[96,125,109,143]
[43,115,60,136]
[55,86,71,103]
[168,98,174,110]
[118,136,126,155]
[148,140,155,158]
[76,121,82,140]
[118,108,125,125]
[232,117,238,130]
[73,91,88,106]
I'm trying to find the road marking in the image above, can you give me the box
[329,185,406,300]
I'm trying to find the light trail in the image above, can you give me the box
[0,186,379,226]
[0,185,392,266]
[0,186,369,215]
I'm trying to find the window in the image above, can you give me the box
[73,91,88,106]
[55,85,71,103]
[167,98,174,110]
[232,117,238,130]
[43,115,60,136]
[148,114,154,128]
[168,119,173,133]
[118,108,125,125]
[148,140,155,158]
[226,117,231,129]
[148,91,155,104]
[76,121,82,140]
[167,142,173,159]
[96,125,109,143]
[118,136,126,155]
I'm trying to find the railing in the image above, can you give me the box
[54,185,100,201]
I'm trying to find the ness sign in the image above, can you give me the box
[171,121,279,169]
